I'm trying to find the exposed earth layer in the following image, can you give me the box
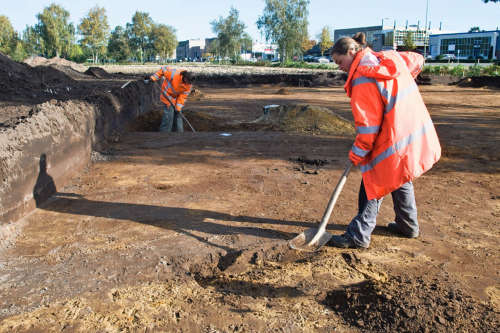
[0,54,499,332]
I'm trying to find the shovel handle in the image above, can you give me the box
[317,162,352,232]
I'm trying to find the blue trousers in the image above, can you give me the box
[346,180,419,247]
[159,104,183,132]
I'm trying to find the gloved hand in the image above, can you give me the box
[349,150,364,166]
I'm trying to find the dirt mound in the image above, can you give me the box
[276,88,290,95]
[84,67,111,79]
[189,87,204,100]
[324,275,498,332]
[0,52,38,100]
[457,76,500,88]
[0,52,78,102]
[253,104,355,135]
[0,52,98,105]
[24,56,86,72]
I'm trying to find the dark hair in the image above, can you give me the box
[181,71,194,84]
[331,32,367,56]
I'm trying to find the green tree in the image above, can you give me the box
[0,15,16,54]
[22,25,43,57]
[126,11,154,63]
[300,26,315,56]
[34,3,76,58]
[204,38,218,59]
[403,31,416,51]
[241,32,253,53]
[108,26,131,62]
[34,4,76,58]
[301,38,316,54]
[78,6,110,63]
[9,38,27,61]
[257,0,310,63]
[483,0,499,3]
[211,7,248,60]
[319,26,332,55]
[150,24,177,62]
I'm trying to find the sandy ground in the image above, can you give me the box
[1,84,499,332]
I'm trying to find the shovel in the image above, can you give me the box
[289,162,352,252]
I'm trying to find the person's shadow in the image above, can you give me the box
[33,153,57,207]
[33,154,390,251]
[41,193,349,251]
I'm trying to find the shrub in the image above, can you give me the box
[467,64,482,77]
[449,65,466,77]
[481,64,500,76]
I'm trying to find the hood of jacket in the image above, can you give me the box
[344,48,400,97]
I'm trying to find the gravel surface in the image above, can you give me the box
[99,63,340,76]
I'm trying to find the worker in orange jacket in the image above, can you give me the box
[329,32,441,248]
[147,67,193,132]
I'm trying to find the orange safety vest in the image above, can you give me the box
[345,48,441,200]
[150,66,192,112]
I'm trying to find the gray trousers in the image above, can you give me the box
[159,104,183,132]
[346,180,419,247]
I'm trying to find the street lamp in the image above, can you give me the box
[424,0,430,58]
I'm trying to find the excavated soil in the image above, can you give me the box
[0,54,499,332]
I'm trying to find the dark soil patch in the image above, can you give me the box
[418,74,461,86]
[195,72,347,88]
[291,156,330,168]
[276,88,290,95]
[84,67,112,79]
[457,76,500,88]
[324,275,499,332]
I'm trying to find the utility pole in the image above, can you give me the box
[424,0,429,58]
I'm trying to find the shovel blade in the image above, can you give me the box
[288,228,333,252]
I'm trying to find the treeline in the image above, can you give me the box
[0,4,177,63]
[0,0,332,64]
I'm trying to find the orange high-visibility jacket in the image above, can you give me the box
[345,48,441,200]
[150,66,192,112]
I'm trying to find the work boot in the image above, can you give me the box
[387,222,419,238]
[328,234,359,248]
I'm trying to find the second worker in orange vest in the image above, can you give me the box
[149,67,193,132]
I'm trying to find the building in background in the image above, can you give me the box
[176,39,206,61]
[333,21,447,54]
[429,30,499,60]
[175,38,276,61]
[251,42,279,61]
[334,25,386,49]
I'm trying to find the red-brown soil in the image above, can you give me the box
[0,56,499,332]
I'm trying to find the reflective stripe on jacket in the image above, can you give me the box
[150,66,192,111]
[345,48,441,200]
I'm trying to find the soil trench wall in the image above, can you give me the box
[0,81,156,224]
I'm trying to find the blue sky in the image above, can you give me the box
[3,0,500,41]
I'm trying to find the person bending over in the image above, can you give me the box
[328,32,441,249]
[147,67,194,132]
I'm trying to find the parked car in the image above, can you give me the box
[303,55,315,62]
[442,54,456,60]
[317,56,330,64]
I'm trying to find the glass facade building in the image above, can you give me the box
[385,29,429,48]
[429,31,499,60]
[334,25,441,52]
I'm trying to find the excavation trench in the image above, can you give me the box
[1,56,499,331]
